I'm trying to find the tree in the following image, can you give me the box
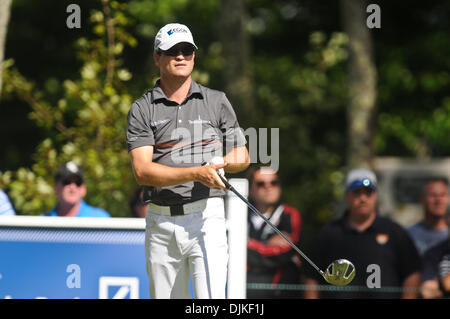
[374,0,450,158]
[0,0,138,216]
[0,0,12,98]
[218,0,255,124]
[340,0,377,169]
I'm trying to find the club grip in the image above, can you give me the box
[218,173,232,189]
[201,161,230,189]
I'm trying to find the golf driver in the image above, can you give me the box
[217,172,355,286]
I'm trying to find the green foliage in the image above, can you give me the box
[250,31,349,237]
[0,0,351,227]
[3,0,448,249]
[374,3,450,158]
[1,1,138,216]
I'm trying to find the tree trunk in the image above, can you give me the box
[340,0,377,169]
[218,0,254,125]
[0,0,12,98]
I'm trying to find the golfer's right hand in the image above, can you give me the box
[196,163,228,190]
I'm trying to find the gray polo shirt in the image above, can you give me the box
[126,79,246,206]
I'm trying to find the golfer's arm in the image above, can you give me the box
[130,146,199,187]
[223,145,250,173]
[303,278,320,299]
[402,272,421,299]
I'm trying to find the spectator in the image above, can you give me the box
[303,168,421,299]
[0,189,16,216]
[246,166,302,298]
[420,211,450,299]
[407,177,449,256]
[129,186,148,218]
[42,161,110,217]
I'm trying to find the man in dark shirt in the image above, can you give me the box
[304,168,421,299]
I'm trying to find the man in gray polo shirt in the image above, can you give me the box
[126,23,250,299]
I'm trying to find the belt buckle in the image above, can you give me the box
[170,205,184,216]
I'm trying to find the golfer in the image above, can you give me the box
[126,23,250,299]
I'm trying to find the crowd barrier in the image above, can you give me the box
[0,179,249,299]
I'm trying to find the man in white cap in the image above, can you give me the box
[304,168,421,299]
[126,23,250,298]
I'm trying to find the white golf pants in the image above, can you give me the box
[145,197,228,299]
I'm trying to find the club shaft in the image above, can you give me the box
[221,176,325,277]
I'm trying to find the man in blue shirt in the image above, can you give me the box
[42,162,110,218]
[407,177,449,256]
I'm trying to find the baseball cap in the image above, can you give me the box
[55,161,84,184]
[345,168,377,191]
[154,23,198,52]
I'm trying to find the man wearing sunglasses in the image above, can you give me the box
[304,168,420,299]
[42,161,110,218]
[246,166,303,298]
[126,23,249,299]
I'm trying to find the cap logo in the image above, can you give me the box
[167,28,187,36]
[66,161,79,173]
[362,178,371,187]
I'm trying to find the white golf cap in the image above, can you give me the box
[345,168,377,191]
[154,23,198,52]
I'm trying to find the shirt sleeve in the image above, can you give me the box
[219,94,247,150]
[421,244,443,282]
[126,101,155,152]
[0,190,15,216]
[438,254,450,280]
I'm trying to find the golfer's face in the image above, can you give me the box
[251,170,281,206]
[346,187,377,217]
[154,43,195,78]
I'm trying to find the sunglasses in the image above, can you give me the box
[161,45,195,57]
[255,179,280,188]
[61,178,83,187]
[350,187,375,196]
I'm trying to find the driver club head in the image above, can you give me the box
[323,259,356,286]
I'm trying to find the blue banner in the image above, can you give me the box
[0,226,151,299]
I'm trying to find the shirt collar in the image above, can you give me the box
[52,200,86,217]
[151,79,203,104]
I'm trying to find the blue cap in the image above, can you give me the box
[346,168,377,191]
